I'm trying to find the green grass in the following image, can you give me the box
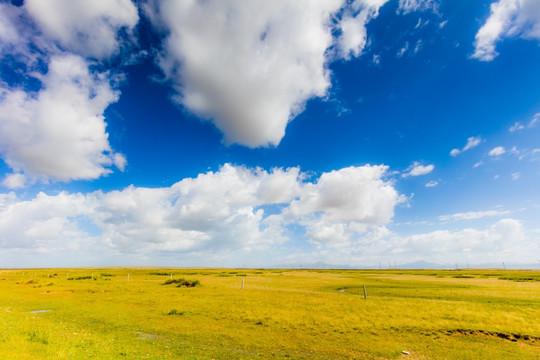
[0,268,538,359]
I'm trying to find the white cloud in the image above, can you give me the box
[388,219,527,263]
[396,41,409,57]
[472,0,540,61]
[439,210,511,222]
[511,172,521,180]
[24,0,138,59]
[510,113,539,132]
[489,146,506,157]
[413,39,423,54]
[450,136,482,156]
[397,0,439,14]
[0,55,124,182]
[144,0,395,147]
[145,0,341,147]
[425,180,438,187]
[0,2,138,185]
[402,162,434,177]
[2,173,26,189]
[0,164,403,260]
[336,0,390,59]
[287,165,403,225]
[284,218,536,266]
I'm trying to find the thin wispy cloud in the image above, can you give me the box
[402,162,434,177]
[489,146,506,157]
[439,210,511,222]
[450,136,482,156]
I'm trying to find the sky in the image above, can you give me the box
[0,0,539,268]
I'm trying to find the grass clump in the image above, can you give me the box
[67,276,95,281]
[149,272,170,276]
[166,309,185,316]
[100,273,115,277]
[162,278,200,287]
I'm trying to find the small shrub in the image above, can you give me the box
[27,331,48,345]
[68,276,93,280]
[150,272,170,276]
[177,279,199,288]
[162,278,200,287]
[166,309,185,316]
[101,273,115,277]
[26,280,38,284]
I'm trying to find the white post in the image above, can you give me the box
[241,278,244,290]
[170,273,172,279]
[127,273,130,281]
[91,273,94,280]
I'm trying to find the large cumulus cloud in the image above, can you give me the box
[144,0,390,147]
[0,164,401,262]
[0,0,138,185]
[473,0,540,61]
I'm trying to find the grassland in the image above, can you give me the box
[0,268,538,359]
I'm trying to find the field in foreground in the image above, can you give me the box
[0,268,538,359]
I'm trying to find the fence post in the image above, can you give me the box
[363,285,367,299]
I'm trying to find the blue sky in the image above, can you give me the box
[0,0,539,268]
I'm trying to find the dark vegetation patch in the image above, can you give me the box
[68,276,95,281]
[166,309,185,316]
[149,272,170,276]
[162,278,200,287]
[444,329,540,342]
[215,273,232,277]
[100,273,115,277]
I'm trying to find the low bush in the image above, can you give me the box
[68,276,95,280]
[166,309,185,316]
[162,278,200,287]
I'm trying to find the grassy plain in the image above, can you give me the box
[0,268,538,359]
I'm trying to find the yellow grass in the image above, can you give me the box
[0,268,538,359]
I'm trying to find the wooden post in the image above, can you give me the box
[127,273,130,281]
[91,273,94,280]
[170,273,172,279]
[363,285,367,299]
[241,278,244,290]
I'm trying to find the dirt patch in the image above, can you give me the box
[134,331,164,340]
[445,329,540,342]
